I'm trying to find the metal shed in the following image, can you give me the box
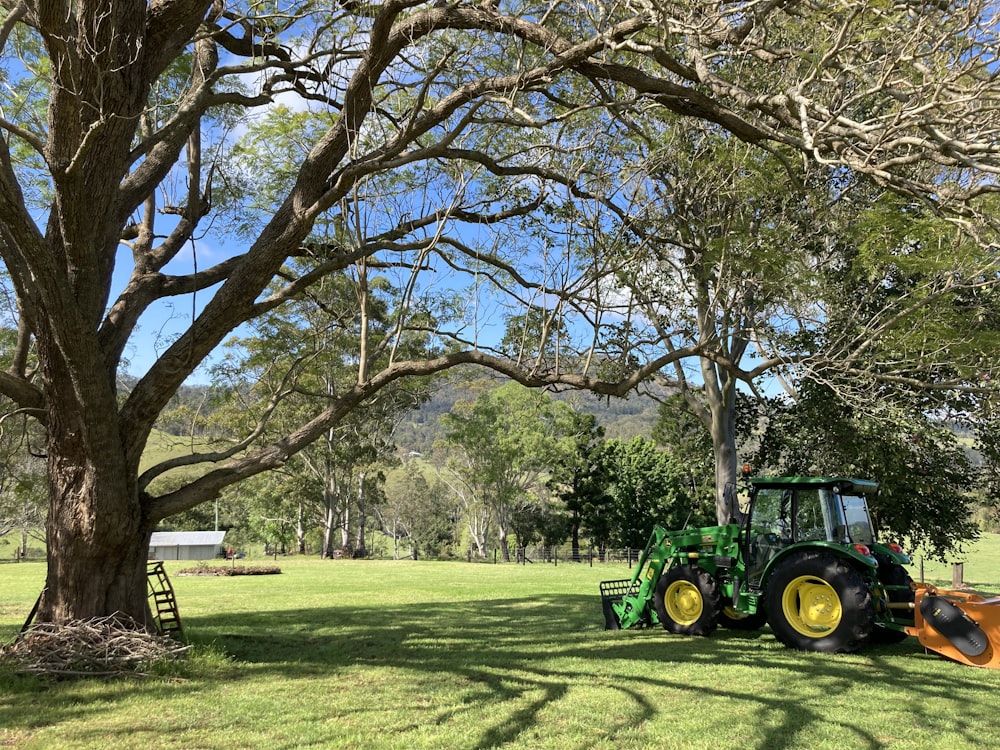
[149,530,226,561]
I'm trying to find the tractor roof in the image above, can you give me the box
[748,476,878,494]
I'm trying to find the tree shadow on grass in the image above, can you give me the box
[176,593,1000,750]
[3,593,1000,749]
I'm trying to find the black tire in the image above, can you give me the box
[879,561,915,601]
[869,562,914,644]
[654,565,721,636]
[718,605,768,631]
[764,551,874,653]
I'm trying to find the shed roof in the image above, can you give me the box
[149,531,226,547]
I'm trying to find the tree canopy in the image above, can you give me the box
[1,0,999,623]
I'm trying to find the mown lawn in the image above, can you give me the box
[3,538,1000,750]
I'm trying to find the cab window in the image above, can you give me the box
[746,488,790,583]
[794,489,827,541]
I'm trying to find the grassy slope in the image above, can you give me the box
[3,538,1000,749]
[139,428,219,480]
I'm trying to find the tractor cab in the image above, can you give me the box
[740,477,880,585]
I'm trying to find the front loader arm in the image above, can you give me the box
[600,526,675,629]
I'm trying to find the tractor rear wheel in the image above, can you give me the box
[654,565,721,636]
[765,551,874,653]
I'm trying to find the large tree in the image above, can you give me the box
[594,119,998,524]
[440,381,571,561]
[604,125,835,522]
[1,1,1000,626]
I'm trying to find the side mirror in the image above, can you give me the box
[724,482,746,525]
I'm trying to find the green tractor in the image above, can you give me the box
[600,476,916,654]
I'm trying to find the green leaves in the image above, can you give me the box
[747,380,979,559]
[599,437,697,549]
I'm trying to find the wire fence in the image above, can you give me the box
[479,546,645,566]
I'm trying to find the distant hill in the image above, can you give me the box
[139,366,664,459]
[390,368,663,455]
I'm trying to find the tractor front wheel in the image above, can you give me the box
[765,551,874,653]
[654,565,721,636]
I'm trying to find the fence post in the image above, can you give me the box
[952,562,964,588]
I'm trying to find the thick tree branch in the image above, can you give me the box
[144,346,703,520]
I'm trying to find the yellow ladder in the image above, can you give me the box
[146,561,183,638]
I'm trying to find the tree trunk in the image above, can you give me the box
[340,503,351,552]
[712,422,739,525]
[707,381,739,524]
[468,511,487,558]
[498,527,511,562]
[37,407,152,624]
[321,503,336,558]
[698,355,740,525]
[493,497,512,562]
[296,503,306,555]
[354,470,367,557]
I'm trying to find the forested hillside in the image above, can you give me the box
[392,369,662,455]
[150,368,662,455]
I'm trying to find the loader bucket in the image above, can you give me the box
[599,579,633,630]
[906,584,1000,669]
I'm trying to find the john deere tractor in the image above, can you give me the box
[600,475,1000,667]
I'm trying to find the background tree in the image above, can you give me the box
[500,306,571,372]
[440,382,573,561]
[545,410,608,561]
[1,1,999,625]
[0,451,46,559]
[653,393,722,515]
[748,380,979,559]
[434,451,493,559]
[600,436,704,549]
[0,391,46,558]
[380,464,455,559]
[207,258,433,557]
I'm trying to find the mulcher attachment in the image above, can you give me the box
[907,584,1000,668]
[919,596,989,658]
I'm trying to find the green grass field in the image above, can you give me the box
[3,538,1000,749]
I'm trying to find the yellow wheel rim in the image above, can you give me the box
[781,575,842,638]
[664,580,704,626]
[722,606,747,621]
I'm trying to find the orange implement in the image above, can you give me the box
[905,583,1000,669]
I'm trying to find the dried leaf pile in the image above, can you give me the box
[176,565,281,576]
[1,615,190,678]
